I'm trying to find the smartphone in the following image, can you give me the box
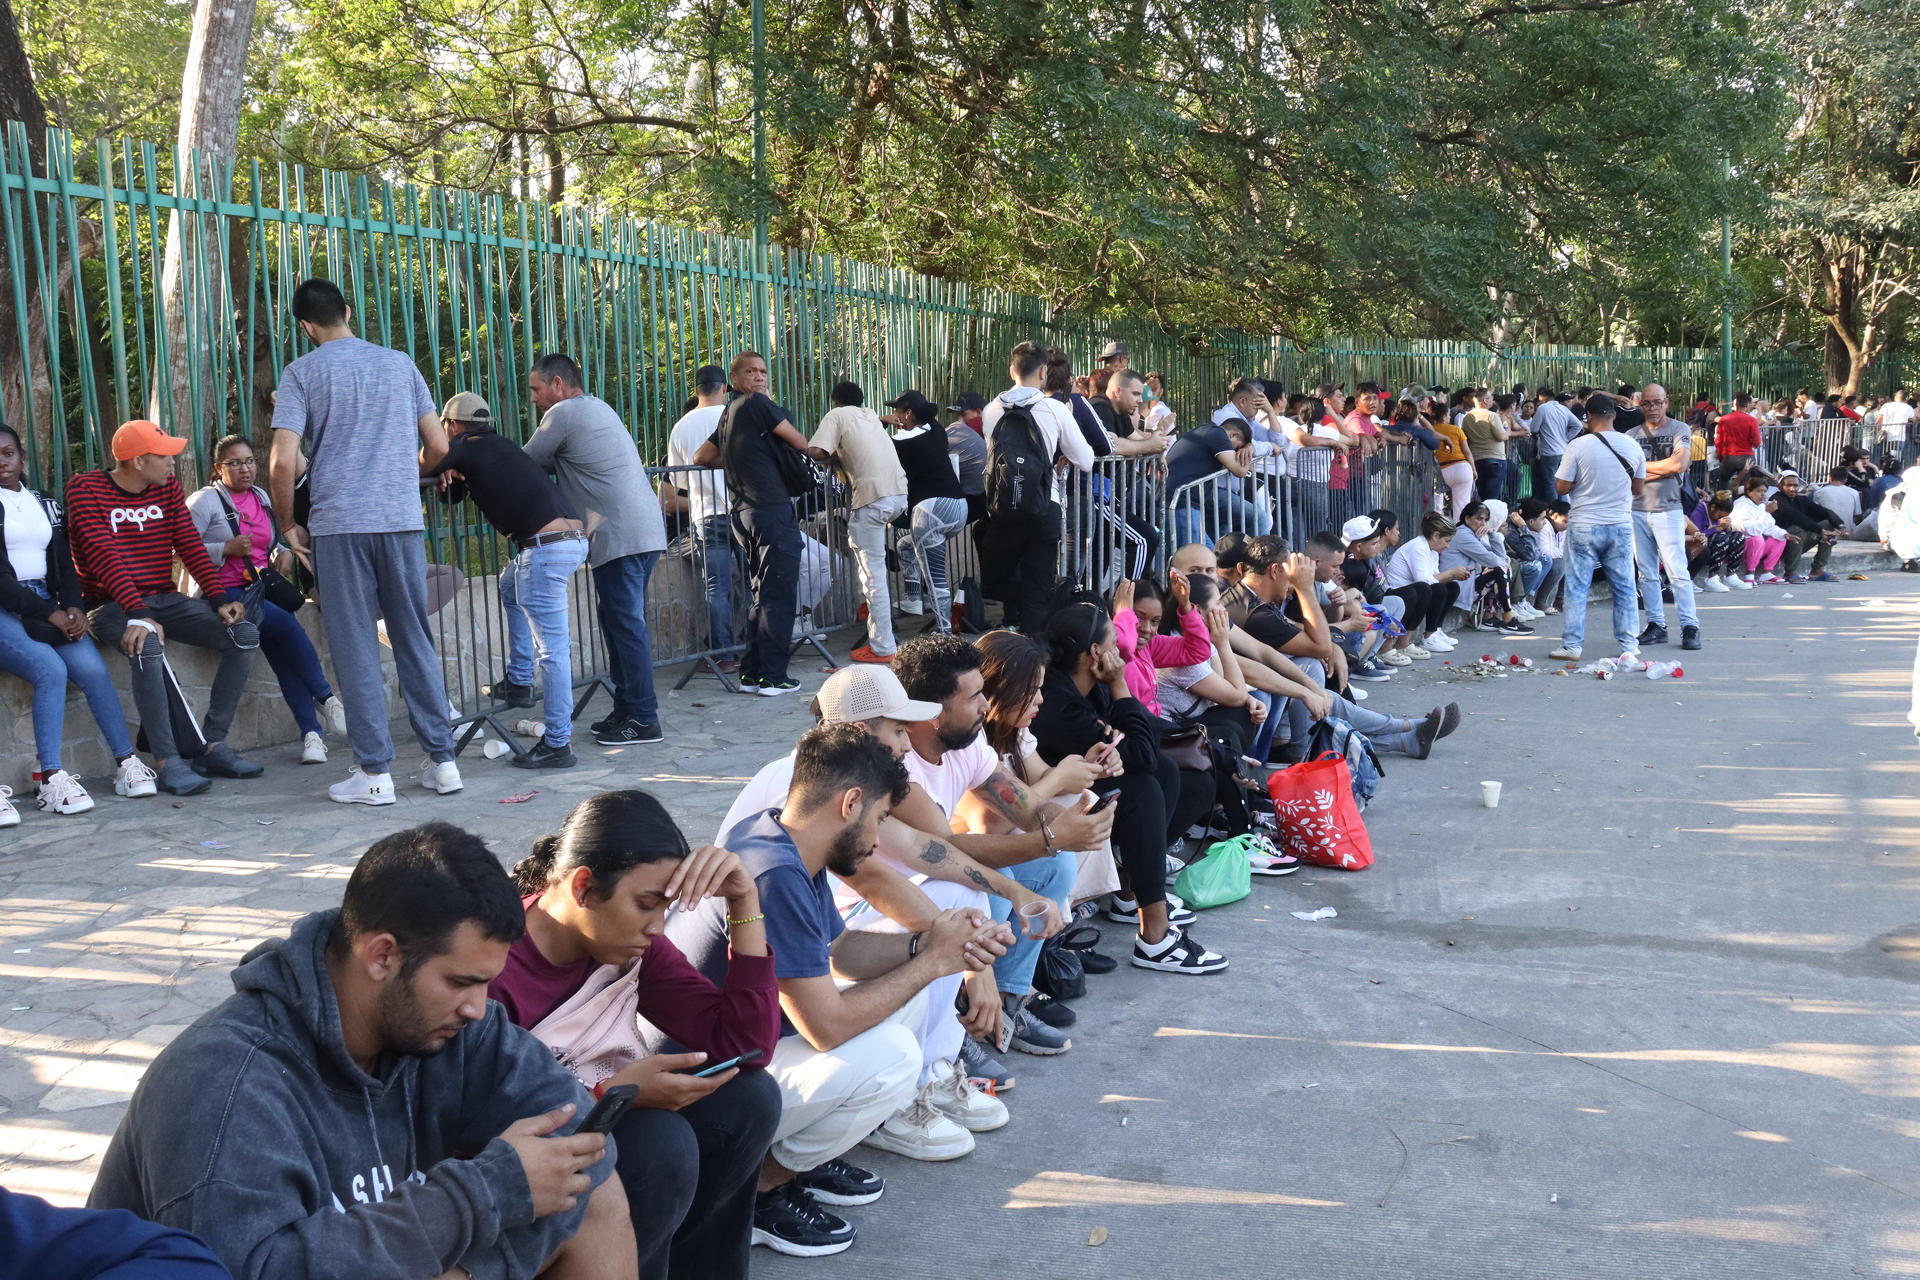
[1087,789,1118,815]
[577,1084,638,1134]
[691,1048,765,1078]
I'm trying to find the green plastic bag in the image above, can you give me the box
[1172,835,1253,909]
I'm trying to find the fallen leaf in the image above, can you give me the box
[1088,1226,1108,1247]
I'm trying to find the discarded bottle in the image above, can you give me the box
[513,718,544,737]
[1644,661,1683,680]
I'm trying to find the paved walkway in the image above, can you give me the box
[5,571,1920,1279]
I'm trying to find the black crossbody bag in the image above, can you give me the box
[214,486,307,613]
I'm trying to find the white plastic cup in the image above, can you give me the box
[1480,780,1502,808]
[483,739,511,759]
[1018,900,1050,939]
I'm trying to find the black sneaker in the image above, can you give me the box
[511,736,576,769]
[1026,991,1077,1028]
[595,719,663,745]
[734,674,765,695]
[1349,660,1392,682]
[1681,625,1702,651]
[485,675,534,708]
[794,1157,884,1207]
[1079,948,1118,974]
[1638,622,1669,646]
[756,676,801,697]
[1495,619,1535,635]
[752,1183,855,1256]
[1130,928,1229,974]
[588,712,620,735]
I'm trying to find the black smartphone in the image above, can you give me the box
[691,1048,765,1078]
[1088,785,1122,814]
[577,1084,638,1134]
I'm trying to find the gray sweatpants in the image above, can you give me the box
[88,591,257,761]
[314,532,454,773]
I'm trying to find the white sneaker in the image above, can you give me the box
[1548,644,1583,660]
[421,759,463,795]
[301,731,328,765]
[1429,628,1456,646]
[860,1094,975,1161]
[1380,650,1412,666]
[1733,575,1755,589]
[1350,687,1368,701]
[329,766,395,806]
[1704,575,1730,592]
[1403,643,1433,660]
[898,598,925,617]
[1424,633,1457,652]
[925,1059,1009,1132]
[320,695,348,736]
[113,757,157,798]
[0,786,17,826]
[35,769,93,815]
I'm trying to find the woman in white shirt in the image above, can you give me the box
[1730,474,1791,583]
[1383,511,1474,651]
[0,423,153,820]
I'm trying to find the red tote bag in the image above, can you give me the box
[1267,751,1374,871]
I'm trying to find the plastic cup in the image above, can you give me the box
[482,738,511,759]
[1480,780,1502,808]
[1018,900,1050,938]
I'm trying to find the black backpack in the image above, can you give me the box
[985,399,1057,522]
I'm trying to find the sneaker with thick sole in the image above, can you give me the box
[860,1094,975,1161]
[898,597,925,617]
[1681,625,1702,651]
[330,767,395,806]
[757,676,801,697]
[1107,893,1195,928]
[849,644,893,664]
[1638,622,1669,646]
[1731,575,1755,589]
[35,770,92,815]
[1495,619,1535,635]
[420,759,464,794]
[1548,644,1583,660]
[194,742,263,779]
[1424,632,1457,651]
[752,1183,855,1257]
[512,737,576,769]
[1131,928,1228,974]
[113,757,157,799]
[301,731,328,765]
[484,676,534,707]
[734,675,765,695]
[320,695,348,736]
[157,758,210,796]
[1026,991,1077,1028]
[959,1036,1015,1093]
[925,1058,1010,1132]
[1001,995,1071,1055]
[595,719,663,746]
[1703,575,1730,592]
[793,1157,884,1207]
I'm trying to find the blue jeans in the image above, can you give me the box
[593,550,661,726]
[1249,690,1283,762]
[500,536,590,745]
[1561,523,1639,653]
[1475,458,1506,504]
[254,598,332,736]
[1519,555,1550,598]
[1633,509,1699,629]
[695,515,735,653]
[988,849,1078,995]
[0,588,134,769]
[900,496,968,630]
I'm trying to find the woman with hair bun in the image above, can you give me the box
[492,789,783,1277]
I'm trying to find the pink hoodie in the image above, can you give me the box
[1113,605,1213,716]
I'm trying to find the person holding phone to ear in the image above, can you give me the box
[493,791,782,1280]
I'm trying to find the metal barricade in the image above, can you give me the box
[650,462,747,691]
[1376,441,1444,535]
[1057,456,1164,594]
[1165,453,1286,556]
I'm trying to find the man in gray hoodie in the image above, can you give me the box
[89,822,632,1280]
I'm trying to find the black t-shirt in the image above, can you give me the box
[893,426,964,510]
[1243,599,1301,654]
[428,429,576,543]
[1166,423,1235,494]
[1341,554,1385,604]
[710,391,796,509]
[1089,395,1132,439]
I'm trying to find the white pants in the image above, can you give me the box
[847,496,907,654]
[845,879,988,1084]
[767,986,926,1173]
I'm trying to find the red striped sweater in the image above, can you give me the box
[64,470,232,615]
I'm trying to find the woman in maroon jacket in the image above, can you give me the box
[494,789,782,1280]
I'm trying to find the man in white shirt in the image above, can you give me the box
[1549,394,1647,662]
[664,365,736,667]
[1881,388,1915,465]
[804,382,908,663]
[980,341,1093,631]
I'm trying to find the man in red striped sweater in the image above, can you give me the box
[67,420,264,795]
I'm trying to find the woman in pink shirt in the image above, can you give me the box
[1110,574,1210,714]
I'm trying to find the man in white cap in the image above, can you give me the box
[1337,512,1422,665]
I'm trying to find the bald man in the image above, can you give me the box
[1626,384,1702,651]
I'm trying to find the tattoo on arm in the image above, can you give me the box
[919,840,949,866]
[965,867,991,892]
[985,768,1038,824]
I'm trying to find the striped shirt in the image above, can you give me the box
[64,471,231,616]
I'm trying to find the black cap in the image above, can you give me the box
[830,380,864,407]
[694,363,727,393]
[1585,394,1617,418]
[884,389,940,423]
[947,391,987,413]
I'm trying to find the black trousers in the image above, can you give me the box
[1778,524,1832,576]
[1108,745,1215,910]
[612,1068,782,1280]
[732,504,801,682]
[1387,582,1453,635]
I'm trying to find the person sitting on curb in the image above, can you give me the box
[66,419,262,796]
[427,392,588,770]
[89,821,632,1279]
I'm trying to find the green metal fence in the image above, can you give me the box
[0,124,1895,495]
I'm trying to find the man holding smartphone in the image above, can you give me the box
[90,823,632,1280]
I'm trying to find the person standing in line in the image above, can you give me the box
[804,382,908,665]
[692,352,808,696]
[524,353,670,747]
[945,394,990,525]
[665,365,737,673]
[67,420,264,798]
[1879,388,1915,468]
[1548,394,1647,662]
[885,390,968,635]
[1460,390,1509,501]
[268,277,462,806]
[1530,389,1578,502]
[427,393,587,770]
[1714,391,1762,489]
[979,342,1094,634]
[1627,384,1703,652]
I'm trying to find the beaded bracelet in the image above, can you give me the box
[727,912,765,926]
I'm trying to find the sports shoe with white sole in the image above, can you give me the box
[1703,575,1730,592]
[420,759,463,794]
[1548,644,1582,660]
[751,1183,854,1257]
[330,767,395,806]
[925,1058,1009,1131]
[320,695,348,736]
[1001,994,1071,1056]
[860,1093,975,1161]
[113,756,157,799]
[35,769,93,815]
[959,1036,1015,1093]
[793,1157,884,1207]
[1131,928,1228,974]
[1107,892,1195,928]
[0,786,17,826]
[300,731,328,765]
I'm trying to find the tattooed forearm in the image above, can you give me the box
[965,866,991,891]
[919,839,949,866]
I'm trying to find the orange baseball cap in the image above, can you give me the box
[112,419,189,461]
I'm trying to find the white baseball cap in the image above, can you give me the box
[815,665,942,724]
[1341,514,1386,545]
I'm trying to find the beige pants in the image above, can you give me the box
[767,987,927,1173]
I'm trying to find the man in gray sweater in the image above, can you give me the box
[524,354,669,746]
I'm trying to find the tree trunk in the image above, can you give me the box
[151,0,256,480]
[0,0,52,463]
[1822,251,1863,397]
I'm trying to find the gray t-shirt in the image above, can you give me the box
[1530,400,1579,456]
[1628,419,1690,513]
[522,393,666,567]
[270,337,435,536]
[1555,430,1645,528]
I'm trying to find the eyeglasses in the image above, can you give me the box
[219,457,256,468]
